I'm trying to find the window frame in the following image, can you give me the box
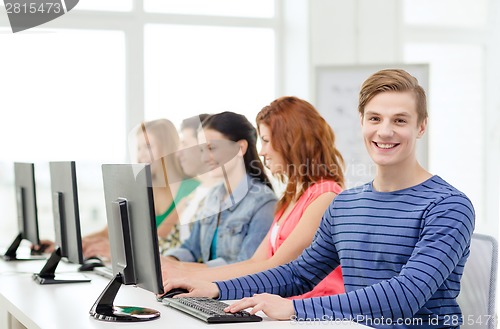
[0,0,282,154]
[0,0,282,244]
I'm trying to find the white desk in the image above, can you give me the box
[0,258,369,329]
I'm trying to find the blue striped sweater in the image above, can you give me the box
[215,176,475,328]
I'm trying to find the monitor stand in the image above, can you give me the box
[32,247,91,284]
[2,233,47,261]
[90,273,160,322]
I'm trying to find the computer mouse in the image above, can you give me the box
[158,288,189,300]
[30,242,52,255]
[78,257,105,272]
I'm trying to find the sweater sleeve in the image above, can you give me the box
[215,204,341,300]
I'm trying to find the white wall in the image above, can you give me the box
[281,0,499,238]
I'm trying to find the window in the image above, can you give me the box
[0,30,126,162]
[144,24,275,126]
[0,2,279,244]
[0,29,126,242]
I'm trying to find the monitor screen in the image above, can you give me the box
[90,163,164,322]
[15,162,40,245]
[32,161,91,284]
[3,162,44,261]
[49,161,85,265]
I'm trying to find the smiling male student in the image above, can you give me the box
[164,69,475,329]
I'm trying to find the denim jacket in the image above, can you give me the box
[165,175,276,267]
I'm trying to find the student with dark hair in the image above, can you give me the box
[164,70,474,329]
[162,97,345,298]
[163,112,277,266]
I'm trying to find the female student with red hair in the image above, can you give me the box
[161,96,346,298]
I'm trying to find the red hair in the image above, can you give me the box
[256,96,345,213]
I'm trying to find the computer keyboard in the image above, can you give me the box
[162,297,262,324]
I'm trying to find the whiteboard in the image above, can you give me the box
[315,64,429,188]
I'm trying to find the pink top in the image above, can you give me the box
[267,179,345,299]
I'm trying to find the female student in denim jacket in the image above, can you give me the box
[161,96,346,298]
[163,112,276,267]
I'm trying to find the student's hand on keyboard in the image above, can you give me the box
[82,236,111,260]
[224,293,295,321]
[162,279,219,299]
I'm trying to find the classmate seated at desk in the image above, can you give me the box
[82,118,200,259]
[163,69,475,329]
[162,96,345,298]
[162,112,277,266]
[156,114,215,252]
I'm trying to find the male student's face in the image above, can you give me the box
[177,128,203,177]
[361,91,426,169]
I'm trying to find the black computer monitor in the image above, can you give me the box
[32,161,91,284]
[90,163,164,322]
[3,162,45,261]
